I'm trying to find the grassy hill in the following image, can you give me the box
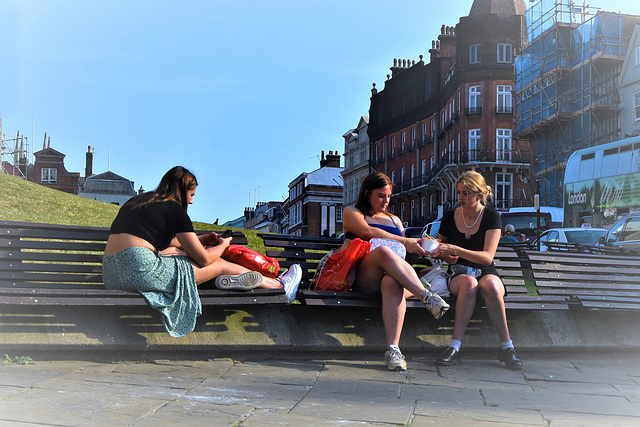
[0,172,266,251]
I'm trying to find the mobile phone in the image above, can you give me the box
[221,229,233,238]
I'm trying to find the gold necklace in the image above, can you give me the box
[461,207,484,229]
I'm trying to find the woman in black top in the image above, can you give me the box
[103,166,301,337]
[428,171,522,369]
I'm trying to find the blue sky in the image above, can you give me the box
[2,0,639,224]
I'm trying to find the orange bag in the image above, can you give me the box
[222,245,280,278]
[311,238,371,291]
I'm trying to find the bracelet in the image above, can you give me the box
[403,237,407,245]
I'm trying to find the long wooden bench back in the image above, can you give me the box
[0,220,289,306]
[258,233,564,310]
[524,249,640,310]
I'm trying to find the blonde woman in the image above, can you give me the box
[428,171,522,369]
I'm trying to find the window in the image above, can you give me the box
[41,168,57,183]
[391,136,396,157]
[411,127,416,149]
[469,86,481,113]
[635,91,640,121]
[400,202,405,222]
[469,129,481,161]
[401,131,406,153]
[495,172,513,210]
[497,129,512,161]
[430,155,435,169]
[636,46,640,66]
[497,43,512,63]
[422,122,427,142]
[430,117,436,140]
[411,163,415,186]
[391,171,395,185]
[410,200,415,220]
[622,217,640,242]
[421,159,427,176]
[375,144,379,163]
[336,206,343,222]
[497,85,512,113]
[470,44,481,64]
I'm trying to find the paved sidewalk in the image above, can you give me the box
[1,353,639,426]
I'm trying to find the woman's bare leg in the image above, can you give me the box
[191,258,281,288]
[448,275,479,342]
[478,275,510,342]
[379,275,410,346]
[355,247,426,298]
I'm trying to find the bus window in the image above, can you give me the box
[602,147,618,177]
[579,156,595,181]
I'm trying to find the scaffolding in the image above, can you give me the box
[514,0,639,207]
[0,117,30,179]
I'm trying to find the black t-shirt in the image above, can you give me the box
[109,193,194,251]
[439,206,501,268]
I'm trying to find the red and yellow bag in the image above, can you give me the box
[310,238,371,291]
[222,245,280,278]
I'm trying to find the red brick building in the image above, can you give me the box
[368,0,533,227]
[288,151,343,237]
[28,146,79,195]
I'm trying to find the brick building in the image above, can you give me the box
[368,0,532,227]
[28,142,80,195]
[288,151,343,237]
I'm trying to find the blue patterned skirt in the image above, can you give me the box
[102,247,201,337]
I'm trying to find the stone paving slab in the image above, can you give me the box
[1,354,639,426]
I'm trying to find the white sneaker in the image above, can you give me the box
[215,271,263,291]
[385,348,407,371]
[278,264,302,303]
[424,291,450,320]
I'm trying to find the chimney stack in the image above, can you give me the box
[85,146,93,178]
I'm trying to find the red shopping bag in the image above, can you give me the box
[222,245,280,278]
[311,238,371,291]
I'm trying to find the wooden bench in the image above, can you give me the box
[0,220,290,307]
[258,233,562,310]
[524,249,640,310]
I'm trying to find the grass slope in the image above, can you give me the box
[0,172,266,251]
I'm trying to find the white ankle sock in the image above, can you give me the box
[450,340,461,351]
[389,345,401,352]
[501,340,513,350]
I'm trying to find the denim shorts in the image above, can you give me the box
[447,263,506,294]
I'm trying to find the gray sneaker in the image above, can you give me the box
[384,348,407,371]
[425,291,450,320]
[215,271,263,291]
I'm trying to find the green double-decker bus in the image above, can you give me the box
[564,136,640,228]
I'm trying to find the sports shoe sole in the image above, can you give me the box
[215,271,263,291]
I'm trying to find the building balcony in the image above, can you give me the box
[392,148,532,196]
[497,105,513,114]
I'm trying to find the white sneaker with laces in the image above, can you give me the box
[385,347,407,371]
[278,264,302,303]
[424,291,450,320]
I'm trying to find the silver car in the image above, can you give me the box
[599,212,640,253]
[537,226,607,251]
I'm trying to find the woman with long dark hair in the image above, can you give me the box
[103,166,301,337]
[342,172,450,371]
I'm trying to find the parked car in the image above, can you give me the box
[536,225,607,251]
[421,219,441,239]
[598,212,640,253]
[404,227,424,238]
